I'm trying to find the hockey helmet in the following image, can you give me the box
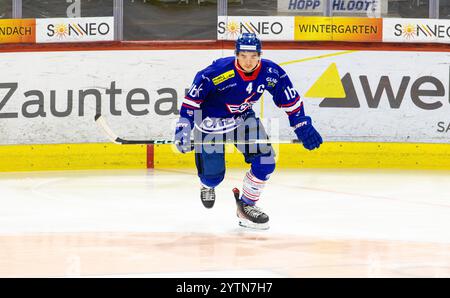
[235,33,262,54]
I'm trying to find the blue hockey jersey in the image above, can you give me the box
[180,56,305,130]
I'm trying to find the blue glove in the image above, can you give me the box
[294,116,323,150]
[174,117,193,153]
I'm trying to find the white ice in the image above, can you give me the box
[0,168,449,277]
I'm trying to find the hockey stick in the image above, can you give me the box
[94,114,299,145]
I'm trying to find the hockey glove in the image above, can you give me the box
[174,117,194,153]
[294,116,323,150]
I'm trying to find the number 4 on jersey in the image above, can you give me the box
[246,82,252,94]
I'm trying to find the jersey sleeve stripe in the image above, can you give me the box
[286,102,304,116]
[279,96,300,108]
[184,96,204,103]
[182,97,202,109]
[283,99,303,113]
[182,103,200,110]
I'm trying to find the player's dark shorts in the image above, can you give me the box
[193,110,275,180]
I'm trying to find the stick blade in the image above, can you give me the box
[94,114,121,143]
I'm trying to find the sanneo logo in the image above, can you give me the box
[36,17,114,43]
[394,23,450,39]
[47,21,111,38]
[217,16,293,41]
[217,20,284,38]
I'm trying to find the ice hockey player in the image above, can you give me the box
[174,33,322,230]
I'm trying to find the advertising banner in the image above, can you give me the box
[383,18,450,44]
[294,16,382,41]
[0,49,448,144]
[265,50,450,143]
[278,0,388,15]
[35,17,114,43]
[0,19,36,44]
[217,16,294,40]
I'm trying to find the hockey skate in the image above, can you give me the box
[232,188,269,230]
[200,186,216,209]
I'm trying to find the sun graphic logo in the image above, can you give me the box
[54,23,69,39]
[402,24,417,39]
[226,21,240,38]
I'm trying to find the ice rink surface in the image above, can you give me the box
[0,168,449,277]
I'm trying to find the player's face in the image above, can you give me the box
[236,51,261,72]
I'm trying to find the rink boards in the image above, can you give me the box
[0,41,449,171]
[1,142,450,171]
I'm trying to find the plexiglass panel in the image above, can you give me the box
[0,0,12,19]
[123,0,217,40]
[22,0,113,18]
